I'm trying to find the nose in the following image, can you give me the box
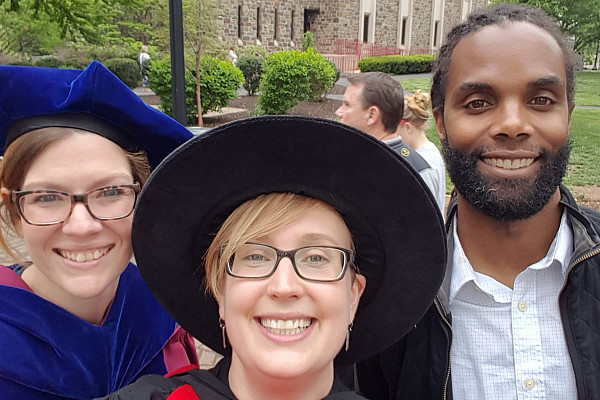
[335,105,344,119]
[495,98,533,139]
[266,257,303,298]
[62,203,103,234]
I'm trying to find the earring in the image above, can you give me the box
[219,317,226,349]
[345,322,353,352]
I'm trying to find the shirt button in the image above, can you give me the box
[524,378,535,389]
[518,301,528,312]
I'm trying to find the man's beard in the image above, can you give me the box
[441,138,571,221]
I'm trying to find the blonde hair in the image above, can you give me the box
[402,90,431,127]
[204,193,355,300]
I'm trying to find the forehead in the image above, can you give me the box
[25,133,130,179]
[345,83,364,101]
[447,22,567,93]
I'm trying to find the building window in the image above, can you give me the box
[363,14,370,42]
[291,10,295,40]
[257,7,261,39]
[433,21,440,47]
[237,5,242,39]
[401,17,408,46]
[274,8,278,40]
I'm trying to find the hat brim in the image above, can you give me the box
[132,116,446,365]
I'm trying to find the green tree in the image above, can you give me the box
[0,0,155,60]
[154,0,223,126]
[0,3,63,55]
[184,0,221,126]
[0,0,111,44]
[497,0,600,54]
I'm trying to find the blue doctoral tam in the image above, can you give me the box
[0,60,192,167]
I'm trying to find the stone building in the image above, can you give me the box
[216,0,491,56]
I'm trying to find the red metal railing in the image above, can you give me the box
[318,39,433,73]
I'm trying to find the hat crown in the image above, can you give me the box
[0,61,192,167]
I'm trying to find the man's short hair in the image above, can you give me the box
[347,72,404,133]
[431,2,576,114]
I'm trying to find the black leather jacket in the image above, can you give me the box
[356,185,600,400]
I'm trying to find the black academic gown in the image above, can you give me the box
[100,357,367,400]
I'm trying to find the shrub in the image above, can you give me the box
[198,56,245,115]
[327,59,341,84]
[148,58,197,124]
[305,49,337,101]
[359,54,436,74]
[237,55,264,95]
[302,31,317,51]
[104,58,141,88]
[149,56,243,125]
[257,49,336,115]
[240,45,267,58]
[32,56,64,68]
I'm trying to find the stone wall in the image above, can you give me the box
[373,0,400,47]
[410,0,434,50]
[216,0,491,54]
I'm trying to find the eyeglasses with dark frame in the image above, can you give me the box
[12,183,141,226]
[227,242,358,282]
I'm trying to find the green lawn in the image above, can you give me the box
[398,71,600,190]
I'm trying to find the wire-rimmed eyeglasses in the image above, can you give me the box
[227,242,358,282]
[12,183,141,226]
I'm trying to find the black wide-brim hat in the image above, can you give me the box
[0,61,192,167]
[132,116,446,365]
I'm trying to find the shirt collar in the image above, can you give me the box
[449,209,573,303]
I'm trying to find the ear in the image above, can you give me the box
[1,188,23,237]
[349,274,366,320]
[366,106,380,127]
[433,108,446,142]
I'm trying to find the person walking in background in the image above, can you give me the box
[335,72,441,210]
[98,116,446,400]
[228,45,238,66]
[139,45,151,88]
[355,3,600,399]
[397,90,447,212]
[0,61,197,399]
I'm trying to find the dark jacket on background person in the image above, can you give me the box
[356,184,600,400]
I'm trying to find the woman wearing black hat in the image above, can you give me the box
[0,61,198,399]
[100,116,447,400]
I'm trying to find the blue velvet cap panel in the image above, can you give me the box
[0,61,193,167]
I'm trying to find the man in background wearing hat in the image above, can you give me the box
[0,61,196,399]
[355,3,600,400]
[335,72,440,206]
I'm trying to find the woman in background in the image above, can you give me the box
[398,89,447,212]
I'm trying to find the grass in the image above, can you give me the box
[574,71,600,106]
[397,71,600,191]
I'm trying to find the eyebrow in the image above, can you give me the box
[455,81,492,93]
[528,76,565,89]
[456,76,564,94]
[22,173,134,191]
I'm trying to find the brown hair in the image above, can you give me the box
[0,128,151,261]
[347,72,404,133]
[403,89,431,127]
[203,193,356,300]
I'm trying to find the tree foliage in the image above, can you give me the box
[496,0,600,54]
[0,0,158,57]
